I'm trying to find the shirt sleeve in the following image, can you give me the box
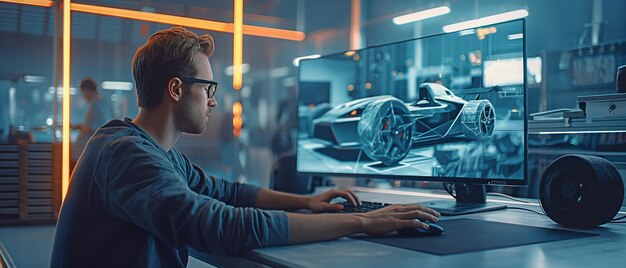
[184,157,261,207]
[98,138,289,254]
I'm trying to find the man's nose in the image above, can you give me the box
[208,97,218,107]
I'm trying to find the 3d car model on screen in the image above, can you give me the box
[312,83,496,166]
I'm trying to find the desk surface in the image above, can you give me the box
[195,187,626,268]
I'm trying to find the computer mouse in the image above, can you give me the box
[396,221,444,237]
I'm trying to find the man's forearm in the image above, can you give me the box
[255,188,311,211]
[286,212,364,244]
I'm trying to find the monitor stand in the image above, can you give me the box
[420,183,506,216]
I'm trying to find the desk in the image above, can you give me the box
[194,187,626,268]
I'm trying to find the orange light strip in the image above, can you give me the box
[70,3,305,41]
[242,25,305,41]
[350,0,361,50]
[233,0,243,90]
[71,3,230,32]
[62,0,71,200]
[0,0,53,7]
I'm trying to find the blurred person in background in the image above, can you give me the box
[71,77,114,169]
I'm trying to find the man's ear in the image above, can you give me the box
[167,77,183,102]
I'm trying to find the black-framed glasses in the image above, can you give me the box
[181,77,218,98]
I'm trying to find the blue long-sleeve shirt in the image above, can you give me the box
[51,118,289,267]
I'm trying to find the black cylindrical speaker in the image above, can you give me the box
[540,154,624,228]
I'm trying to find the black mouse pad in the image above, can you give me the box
[353,218,597,255]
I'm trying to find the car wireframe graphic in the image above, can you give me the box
[311,83,496,166]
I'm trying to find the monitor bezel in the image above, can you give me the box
[296,19,528,186]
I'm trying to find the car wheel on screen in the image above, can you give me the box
[357,97,413,166]
[460,99,496,139]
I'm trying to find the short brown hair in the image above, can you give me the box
[132,27,215,108]
[79,77,98,92]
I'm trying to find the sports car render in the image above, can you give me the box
[312,83,496,165]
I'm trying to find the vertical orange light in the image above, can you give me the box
[232,101,242,137]
[62,0,71,200]
[350,0,362,50]
[233,0,243,90]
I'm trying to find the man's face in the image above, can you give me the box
[174,52,218,134]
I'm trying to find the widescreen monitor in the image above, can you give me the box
[296,19,527,214]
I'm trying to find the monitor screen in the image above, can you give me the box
[297,19,526,185]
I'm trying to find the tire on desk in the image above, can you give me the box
[539,154,624,228]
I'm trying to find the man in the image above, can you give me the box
[71,78,113,166]
[51,27,439,267]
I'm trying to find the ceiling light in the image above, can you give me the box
[49,87,77,95]
[101,81,134,91]
[24,75,45,83]
[393,6,450,25]
[508,33,524,40]
[443,9,528,33]
[459,29,476,36]
[225,64,250,76]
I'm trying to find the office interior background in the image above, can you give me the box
[0,0,625,267]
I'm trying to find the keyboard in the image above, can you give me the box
[337,201,391,213]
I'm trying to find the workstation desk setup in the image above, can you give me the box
[194,187,626,268]
[2,1,626,267]
[190,17,626,268]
